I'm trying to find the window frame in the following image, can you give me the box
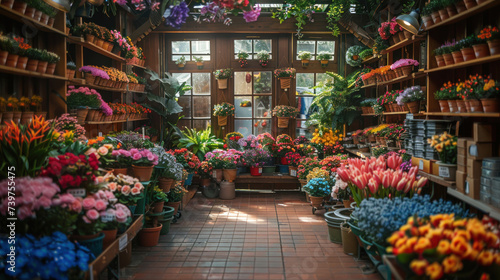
[171,40,211,62]
[292,36,339,71]
[233,39,273,60]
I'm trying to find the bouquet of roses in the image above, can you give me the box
[168,148,201,172]
[97,173,145,206]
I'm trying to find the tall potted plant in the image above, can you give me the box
[158,161,183,192]
[213,68,232,89]
[213,102,235,126]
[274,67,296,90]
[298,51,311,67]
[272,105,299,128]
[222,149,241,182]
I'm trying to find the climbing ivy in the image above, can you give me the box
[272,0,322,39]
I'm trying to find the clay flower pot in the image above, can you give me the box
[16,56,28,69]
[452,51,464,64]
[446,5,457,17]
[1,0,14,9]
[46,63,56,75]
[12,1,27,14]
[26,59,39,71]
[464,100,471,112]
[132,165,154,182]
[435,55,446,67]
[461,47,476,61]
[113,168,128,176]
[472,44,490,58]
[456,100,467,113]
[422,15,434,29]
[153,201,164,213]
[167,201,181,215]
[36,61,48,73]
[469,99,483,112]
[447,100,458,113]
[481,99,499,113]
[20,111,34,124]
[6,54,19,68]
[309,196,324,208]
[158,177,174,192]
[443,53,454,66]
[438,100,450,112]
[438,9,449,21]
[223,169,237,182]
[0,50,7,65]
[138,224,162,247]
[24,6,35,18]
[464,0,477,9]
[431,12,442,24]
[455,0,467,13]
[487,39,500,56]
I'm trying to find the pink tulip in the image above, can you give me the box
[353,176,365,189]
[396,177,408,192]
[337,167,350,182]
[367,178,379,193]
[415,177,428,189]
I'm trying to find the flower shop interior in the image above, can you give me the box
[2,0,500,279]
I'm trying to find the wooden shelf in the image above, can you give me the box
[68,36,125,62]
[380,36,425,55]
[0,65,67,80]
[425,54,500,73]
[0,5,67,36]
[362,55,380,64]
[346,148,371,158]
[128,63,146,70]
[418,171,456,188]
[361,83,377,89]
[362,112,425,117]
[425,112,500,117]
[128,118,149,121]
[86,120,127,125]
[447,188,500,221]
[424,0,500,31]
[69,79,126,93]
[378,72,427,86]
[128,90,147,94]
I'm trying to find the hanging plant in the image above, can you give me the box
[346,46,367,67]
[256,50,270,67]
[271,0,321,39]
[237,51,249,67]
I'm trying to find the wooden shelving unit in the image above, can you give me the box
[69,79,127,93]
[425,112,500,117]
[129,118,149,122]
[362,55,380,64]
[418,171,455,188]
[0,5,67,36]
[128,63,146,70]
[380,36,425,55]
[425,54,500,73]
[86,120,127,125]
[0,65,67,80]
[447,188,500,221]
[68,36,125,62]
[127,89,147,94]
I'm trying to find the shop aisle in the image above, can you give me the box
[123,191,382,280]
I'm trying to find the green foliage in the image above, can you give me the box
[67,92,101,109]
[359,49,373,60]
[272,0,322,39]
[298,51,312,60]
[176,127,224,160]
[346,45,367,67]
[374,36,389,52]
[175,56,186,65]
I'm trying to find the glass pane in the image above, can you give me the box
[296,96,313,119]
[317,41,335,56]
[178,96,192,117]
[172,73,191,94]
[172,55,191,61]
[193,96,211,117]
[172,41,190,54]
[192,41,210,54]
[254,119,271,135]
[297,40,315,59]
[253,71,272,94]
[234,40,252,54]
[296,73,314,95]
[296,120,313,138]
[235,97,252,118]
[192,73,211,95]
[234,72,253,95]
[193,119,210,130]
[254,96,272,118]
[198,55,210,61]
[178,119,191,130]
[254,39,271,53]
[316,73,333,94]
[235,119,252,138]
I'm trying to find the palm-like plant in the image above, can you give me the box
[176,127,224,160]
[306,71,364,133]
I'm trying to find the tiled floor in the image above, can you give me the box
[123,191,383,280]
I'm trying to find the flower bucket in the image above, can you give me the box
[250,166,262,176]
[437,161,457,181]
[74,232,105,257]
[301,59,309,67]
[438,100,450,112]
[138,224,162,247]
[158,177,174,192]
[159,217,173,235]
[102,229,117,250]
[279,77,291,89]
[262,166,276,174]
[324,212,345,244]
[132,165,154,182]
[447,100,458,113]
[166,201,181,215]
[472,44,490,58]
[76,108,89,124]
[6,54,18,68]
[277,117,289,128]
[223,169,237,182]
[309,196,324,208]
[481,98,499,113]
[184,173,194,185]
[217,78,228,89]
[218,115,227,126]
[278,165,289,174]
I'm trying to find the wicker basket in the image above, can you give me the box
[217,79,228,89]
[218,115,227,126]
[279,78,291,89]
[277,117,289,128]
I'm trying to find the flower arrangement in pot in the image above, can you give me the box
[237,51,249,67]
[213,102,235,126]
[198,161,213,186]
[297,157,320,184]
[241,148,270,176]
[275,134,294,164]
[66,86,108,123]
[331,175,353,208]
[273,67,296,89]
[221,149,242,182]
[166,182,187,215]
[476,76,500,112]
[175,55,186,69]
[396,85,425,114]
[148,186,169,214]
[391,59,419,77]
[193,56,204,69]
[224,131,244,150]
[304,178,331,208]
[457,35,481,62]
[30,95,45,119]
[153,148,182,192]
[126,148,159,182]
[109,149,132,176]
[478,26,500,56]
[213,68,232,89]
[204,149,226,181]
[99,173,145,215]
[256,50,270,67]
[67,61,76,79]
[317,52,332,67]
[427,132,457,181]
[168,148,201,176]
[298,51,312,67]
[272,105,299,128]
[473,29,490,58]
[434,81,454,112]
[284,151,301,176]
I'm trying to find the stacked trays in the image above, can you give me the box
[481,158,500,207]
[404,118,455,159]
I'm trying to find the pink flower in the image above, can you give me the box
[71,199,82,213]
[131,187,141,195]
[86,209,100,220]
[60,193,76,204]
[82,215,91,224]
[108,182,118,191]
[132,153,142,161]
[36,196,52,209]
[52,197,62,206]
[115,209,128,223]
[82,197,96,210]
[17,206,34,220]
[134,182,143,190]
[122,185,131,195]
[98,146,109,156]
[95,199,108,211]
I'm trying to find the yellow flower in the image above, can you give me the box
[425,262,444,280]
[410,259,428,276]
[442,255,463,274]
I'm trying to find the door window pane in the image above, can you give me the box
[235,120,252,138]
[172,41,190,54]
[234,72,253,95]
[253,71,272,94]
[234,39,272,59]
[235,97,252,118]
[296,120,313,138]
[254,40,271,53]
[178,96,192,117]
[254,96,272,118]
[296,96,313,119]
[254,119,271,135]
[178,119,191,130]
[317,41,335,55]
[193,96,211,117]
[193,119,211,130]
[315,73,333,94]
[193,73,210,95]
[172,40,211,61]
[235,40,252,55]
[296,73,314,95]
[172,73,192,95]
[297,40,315,59]
[192,41,210,54]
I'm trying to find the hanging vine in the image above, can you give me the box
[272,0,321,39]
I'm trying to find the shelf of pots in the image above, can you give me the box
[380,35,425,55]
[426,53,500,73]
[0,3,65,36]
[68,36,125,62]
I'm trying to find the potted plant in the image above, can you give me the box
[13,37,30,70]
[450,39,464,64]
[440,41,456,66]
[433,44,447,67]
[241,148,270,176]
[66,86,103,123]
[275,134,295,166]
[477,76,499,112]
[213,102,235,126]
[46,51,60,75]
[478,26,500,55]
[175,55,186,69]
[166,182,186,215]
[138,221,162,247]
[237,51,249,67]
[464,0,477,9]
[36,49,51,74]
[213,68,232,89]
[193,56,204,69]
[198,161,213,187]
[396,86,425,114]
[317,52,332,67]
[457,35,479,61]
[204,149,226,181]
[434,82,454,112]
[390,58,419,76]
[155,151,182,192]
[256,50,270,67]
[101,173,145,214]
[67,61,76,79]
[273,67,296,89]
[149,186,169,213]
[18,96,33,124]
[222,149,241,182]
[298,51,312,67]
[472,34,490,59]
[128,148,159,182]
[427,131,457,181]
[303,178,331,208]
[284,151,301,177]
[30,95,45,119]
[272,105,299,128]
[99,201,132,250]
[3,37,19,68]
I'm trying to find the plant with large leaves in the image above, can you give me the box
[306,70,365,133]
[143,69,192,146]
[176,127,224,161]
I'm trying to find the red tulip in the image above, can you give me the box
[367,178,379,193]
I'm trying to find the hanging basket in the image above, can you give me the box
[277,117,289,128]
[217,79,228,89]
[279,77,291,89]
[218,115,228,126]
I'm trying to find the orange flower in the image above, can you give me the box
[485,232,498,247]
[425,262,444,280]
[414,237,432,254]
[478,251,494,266]
[467,219,486,240]
[418,224,431,235]
[493,253,500,265]
[437,240,451,255]
[442,255,463,274]
[426,228,443,247]
[450,236,472,259]
[410,259,428,276]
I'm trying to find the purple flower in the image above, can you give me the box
[391,59,419,70]
[243,5,261,23]
[79,66,110,80]
[164,2,189,29]
[116,0,126,5]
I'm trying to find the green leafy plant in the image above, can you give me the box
[175,56,186,65]
[149,186,169,203]
[193,56,203,62]
[272,0,321,38]
[359,49,373,60]
[237,51,249,60]
[176,127,224,160]
[317,52,333,60]
[67,61,76,70]
[298,51,312,60]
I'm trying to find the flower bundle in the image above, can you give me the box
[427,132,457,164]
[98,173,145,205]
[66,86,102,109]
[311,128,342,146]
[388,214,500,280]
[323,143,344,156]
[237,134,262,150]
[256,132,276,153]
[221,149,242,169]
[296,143,317,157]
[167,182,188,202]
[213,102,235,117]
[53,114,87,142]
[224,131,244,150]
[354,195,469,246]
[297,157,320,180]
[198,161,213,178]
[168,148,201,172]
[98,66,129,83]
[85,143,115,169]
[378,21,392,40]
[124,148,159,166]
[478,26,500,41]
[256,50,270,66]
[237,51,249,67]
[213,68,232,79]
[336,154,428,205]
[241,148,270,167]
[272,105,299,118]
[79,66,110,80]
[304,178,331,197]
[275,142,295,158]
[320,155,344,173]
[391,59,419,70]
[273,67,296,78]
[396,86,425,105]
[284,151,302,167]
[204,149,227,169]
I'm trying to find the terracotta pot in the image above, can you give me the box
[475,0,487,5]
[12,1,27,14]
[76,108,89,124]
[85,72,96,85]
[384,104,392,112]
[36,61,48,74]
[398,31,405,42]
[96,39,105,48]
[422,15,434,29]
[33,10,42,22]
[70,232,101,242]
[48,17,54,27]
[456,100,467,113]
[20,111,33,125]
[487,39,500,55]
[166,201,181,215]
[469,99,483,112]
[223,169,237,182]
[438,9,449,21]
[66,69,75,79]
[46,63,56,75]
[406,101,420,114]
[16,56,28,69]
[200,178,211,187]
[452,51,464,64]
[138,224,162,247]
[464,0,477,9]
[40,13,49,25]
[461,47,476,61]
[24,6,35,18]
[464,100,471,112]
[443,53,454,65]
[102,229,117,249]
[12,111,22,124]
[132,165,154,182]
[447,100,458,113]
[26,59,39,71]
[431,12,442,24]
[455,0,467,13]
[2,112,13,124]
[473,44,490,58]
[438,100,450,112]
[481,99,499,113]
[85,34,95,44]
[301,59,310,67]
[6,54,18,68]
[113,168,128,176]
[401,65,413,76]
[446,5,457,17]
[153,201,164,213]
[213,168,224,181]
[435,55,446,67]
[309,196,324,208]
[158,177,174,192]
[0,50,8,65]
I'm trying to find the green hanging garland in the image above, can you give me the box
[346,45,367,67]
